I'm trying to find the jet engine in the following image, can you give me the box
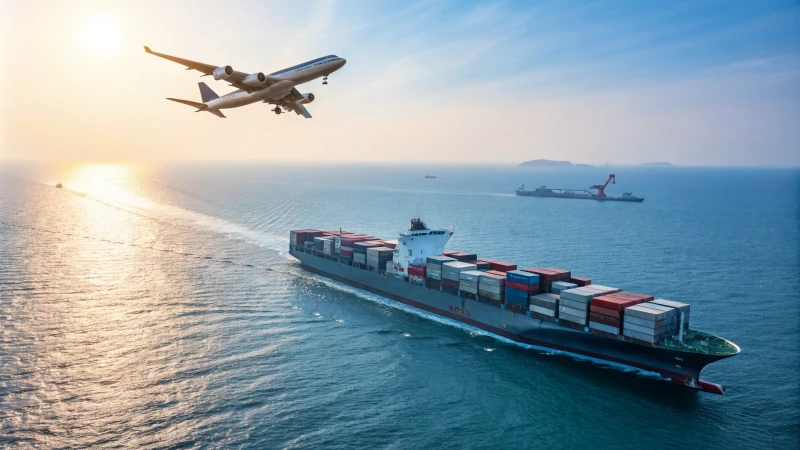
[213,65,234,80]
[297,93,315,104]
[242,72,267,86]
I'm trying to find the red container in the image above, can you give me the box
[591,295,641,311]
[489,261,517,272]
[506,281,539,293]
[407,265,426,277]
[590,305,621,318]
[569,276,592,286]
[521,268,558,281]
[340,249,354,257]
[589,312,621,327]
[560,320,584,331]
[443,250,458,256]
[542,268,572,281]
[451,252,478,262]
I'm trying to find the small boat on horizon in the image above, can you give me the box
[55,182,63,188]
[424,175,437,179]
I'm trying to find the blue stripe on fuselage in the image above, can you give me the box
[269,55,338,76]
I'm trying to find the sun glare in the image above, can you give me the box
[79,15,120,55]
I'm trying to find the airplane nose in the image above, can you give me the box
[339,58,347,66]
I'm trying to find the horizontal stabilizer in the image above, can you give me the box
[166,98,206,109]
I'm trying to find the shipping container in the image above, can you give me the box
[531,305,556,317]
[530,293,559,310]
[559,320,585,331]
[589,305,620,318]
[624,305,668,322]
[532,312,556,323]
[442,278,460,288]
[569,276,592,286]
[505,288,529,305]
[559,304,586,318]
[559,311,587,326]
[451,252,478,262]
[354,253,366,264]
[589,321,620,335]
[506,270,540,285]
[623,327,664,342]
[459,281,478,294]
[478,290,504,301]
[589,312,620,327]
[478,273,505,287]
[559,298,590,311]
[589,328,620,339]
[488,261,517,272]
[551,281,578,294]
[485,270,507,278]
[427,271,442,281]
[460,270,483,283]
[407,265,426,277]
[624,315,666,329]
[442,262,478,281]
[477,283,503,295]
[505,280,540,293]
[427,255,457,266]
[472,260,491,271]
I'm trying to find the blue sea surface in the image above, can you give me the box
[1,164,798,449]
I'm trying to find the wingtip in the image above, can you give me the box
[144,46,152,53]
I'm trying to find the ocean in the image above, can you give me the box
[1,163,798,449]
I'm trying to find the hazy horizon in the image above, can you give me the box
[2,0,798,166]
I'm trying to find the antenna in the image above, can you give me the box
[416,202,420,218]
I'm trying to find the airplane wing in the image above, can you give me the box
[284,87,312,118]
[144,46,278,92]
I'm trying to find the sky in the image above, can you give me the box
[1,0,798,166]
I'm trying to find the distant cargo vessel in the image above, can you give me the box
[516,174,644,202]
[289,219,739,394]
[425,175,437,179]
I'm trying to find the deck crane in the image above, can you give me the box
[589,174,616,198]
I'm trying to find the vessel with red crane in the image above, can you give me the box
[515,174,644,202]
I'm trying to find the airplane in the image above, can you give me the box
[144,46,346,118]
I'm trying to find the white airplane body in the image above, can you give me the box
[145,46,346,118]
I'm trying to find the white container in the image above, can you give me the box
[625,305,667,321]
[478,273,505,286]
[624,322,666,336]
[560,298,589,311]
[559,305,586,318]
[589,321,620,334]
[623,328,662,343]
[460,270,482,283]
[623,315,665,329]
[477,283,503,294]
[551,281,578,294]
[559,312,587,326]
[531,305,556,317]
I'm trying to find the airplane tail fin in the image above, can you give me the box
[198,82,219,102]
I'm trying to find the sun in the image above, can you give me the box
[79,15,120,55]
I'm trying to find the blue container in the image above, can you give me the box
[506,270,540,285]
[505,287,529,305]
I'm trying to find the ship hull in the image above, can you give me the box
[290,248,731,393]
[516,191,644,202]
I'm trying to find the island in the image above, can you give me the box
[518,159,574,168]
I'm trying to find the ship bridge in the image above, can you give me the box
[392,218,453,274]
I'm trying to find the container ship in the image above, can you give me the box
[289,219,739,394]
[515,174,644,202]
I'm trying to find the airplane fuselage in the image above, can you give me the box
[205,56,345,111]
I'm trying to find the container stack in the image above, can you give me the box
[366,247,394,269]
[381,240,398,249]
[352,241,381,265]
[588,292,652,338]
[425,256,456,289]
[314,236,333,252]
[477,272,505,307]
[650,299,690,332]
[290,229,323,248]
[551,281,578,295]
[522,268,571,293]
[569,276,592,287]
[459,270,483,298]
[530,293,559,322]
[558,285,621,329]
[505,270,540,313]
[441,261,477,293]
[622,304,669,346]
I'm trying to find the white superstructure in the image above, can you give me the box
[391,218,453,275]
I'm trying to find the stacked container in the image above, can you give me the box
[640,302,680,336]
[569,276,592,287]
[477,272,505,306]
[314,236,333,251]
[651,299,690,332]
[459,270,483,296]
[352,241,381,265]
[470,260,491,271]
[366,247,394,269]
[505,270,540,313]
[522,268,571,293]
[622,304,669,345]
[530,293,559,322]
[551,281,578,295]
[450,252,478,262]
[426,255,456,289]
[441,261,477,293]
[558,285,621,328]
[487,261,517,272]
[588,292,652,338]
